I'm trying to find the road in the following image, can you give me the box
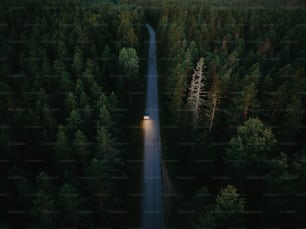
[142,24,164,229]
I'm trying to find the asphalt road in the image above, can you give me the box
[142,23,164,229]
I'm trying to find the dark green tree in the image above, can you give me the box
[226,118,276,163]
[67,110,82,135]
[73,130,90,167]
[195,185,246,229]
[118,47,139,78]
[65,92,77,115]
[57,183,80,226]
[86,158,112,213]
[31,172,57,228]
[72,47,83,76]
[96,127,119,167]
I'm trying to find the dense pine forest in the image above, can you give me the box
[0,0,145,227]
[1,0,306,228]
[153,1,306,228]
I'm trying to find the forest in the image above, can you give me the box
[1,0,306,228]
[0,0,145,227]
[153,1,306,228]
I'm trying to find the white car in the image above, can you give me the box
[143,112,149,120]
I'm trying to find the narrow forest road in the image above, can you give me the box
[142,24,164,229]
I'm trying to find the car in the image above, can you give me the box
[143,112,150,120]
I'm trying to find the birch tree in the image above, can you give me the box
[187,57,206,129]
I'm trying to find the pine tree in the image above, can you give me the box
[118,47,139,78]
[81,104,93,139]
[214,185,245,228]
[195,185,245,229]
[97,105,112,130]
[73,130,90,167]
[168,45,193,123]
[65,92,77,115]
[117,14,138,47]
[96,94,110,111]
[57,183,79,226]
[66,110,82,136]
[32,189,57,228]
[96,127,119,167]
[79,91,89,109]
[90,81,103,101]
[86,158,112,213]
[225,118,277,178]
[73,47,83,76]
[58,71,73,93]
[54,125,74,178]
[31,172,57,228]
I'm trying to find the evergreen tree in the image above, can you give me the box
[57,183,80,226]
[72,47,83,76]
[96,127,119,167]
[65,92,77,115]
[32,172,57,228]
[86,158,112,213]
[118,47,139,78]
[54,125,74,179]
[67,110,82,135]
[97,105,112,130]
[73,130,90,167]
[225,117,277,190]
[195,185,246,229]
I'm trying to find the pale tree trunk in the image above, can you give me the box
[209,93,218,133]
[207,77,220,133]
[187,57,206,129]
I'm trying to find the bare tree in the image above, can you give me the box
[206,77,221,133]
[187,57,206,129]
